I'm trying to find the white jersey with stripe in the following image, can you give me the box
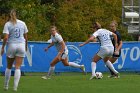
[92,29,113,47]
[51,33,68,52]
[3,19,28,44]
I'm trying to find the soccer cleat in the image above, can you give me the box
[41,76,51,80]
[80,65,86,73]
[114,73,120,78]
[89,75,97,80]
[13,87,17,91]
[108,75,115,78]
[4,86,8,91]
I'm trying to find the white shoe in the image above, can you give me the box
[80,65,86,73]
[114,73,120,78]
[89,76,96,80]
[108,75,115,78]
[108,73,120,78]
[4,86,8,91]
[41,76,51,80]
[13,87,17,91]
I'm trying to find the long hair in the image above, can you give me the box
[92,22,101,30]
[10,9,17,25]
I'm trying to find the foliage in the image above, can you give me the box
[0,0,135,41]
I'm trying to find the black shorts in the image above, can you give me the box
[112,50,121,58]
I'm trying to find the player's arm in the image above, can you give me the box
[79,36,95,47]
[24,23,28,51]
[112,33,118,50]
[24,33,28,51]
[45,42,54,51]
[1,34,8,55]
[92,38,97,42]
[117,40,122,51]
[48,42,54,48]
[117,33,123,51]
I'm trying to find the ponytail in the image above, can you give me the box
[10,9,17,25]
[92,22,101,30]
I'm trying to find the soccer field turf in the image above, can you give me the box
[0,72,140,93]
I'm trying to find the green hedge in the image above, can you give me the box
[0,0,135,41]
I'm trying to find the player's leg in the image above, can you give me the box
[104,57,119,76]
[107,57,118,77]
[13,44,26,91]
[90,54,101,80]
[106,48,120,78]
[4,44,15,91]
[48,57,59,76]
[4,57,15,90]
[109,57,118,64]
[14,56,23,91]
[90,47,106,80]
[42,56,60,79]
[61,54,85,72]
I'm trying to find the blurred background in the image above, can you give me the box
[0,0,138,42]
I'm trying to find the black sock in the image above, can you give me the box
[107,66,114,75]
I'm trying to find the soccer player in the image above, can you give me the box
[42,26,85,79]
[107,21,122,78]
[1,9,28,91]
[79,22,119,80]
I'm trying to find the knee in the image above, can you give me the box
[92,58,96,62]
[7,67,12,69]
[15,66,21,69]
[7,63,13,69]
[63,63,69,66]
[50,63,54,67]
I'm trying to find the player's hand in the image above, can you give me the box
[114,50,119,55]
[44,47,49,52]
[79,43,84,47]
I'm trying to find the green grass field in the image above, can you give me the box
[0,72,140,93]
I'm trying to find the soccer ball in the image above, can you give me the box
[96,72,103,79]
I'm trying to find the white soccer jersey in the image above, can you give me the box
[92,29,113,47]
[3,19,28,43]
[51,33,68,52]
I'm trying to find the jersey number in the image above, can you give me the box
[102,34,109,41]
[14,28,20,38]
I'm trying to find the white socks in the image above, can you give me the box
[47,66,55,76]
[69,62,81,68]
[47,63,83,77]
[106,60,118,74]
[47,63,82,77]
[4,68,11,87]
[4,68,21,91]
[91,62,96,76]
[14,69,21,90]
